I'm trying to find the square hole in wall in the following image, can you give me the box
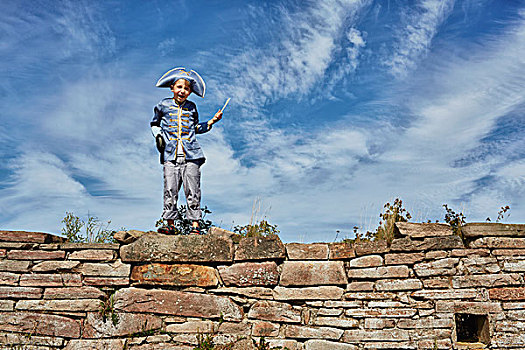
[455,314,489,344]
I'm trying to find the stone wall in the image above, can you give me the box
[0,223,524,349]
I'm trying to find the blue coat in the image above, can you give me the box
[151,98,211,163]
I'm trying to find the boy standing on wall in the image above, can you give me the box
[151,67,222,235]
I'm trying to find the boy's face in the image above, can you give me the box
[171,79,192,104]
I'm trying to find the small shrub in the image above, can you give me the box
[497,205,511,222]
[233,219,280,237]
[61,212,116,243]
[99,292,119,326]
[156,205,213,235]
[443,204,466,238]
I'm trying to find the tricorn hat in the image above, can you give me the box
[155,67,206,97]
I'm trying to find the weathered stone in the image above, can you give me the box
[131,263,219,287]
[342,329,410,342]
[305,340,357,350]
[328,242,355,259]
[0,260,30,272]
[422,278,451,289]
[0,312,80,338]
[0,271,19,285]
[435,301,502,313]
[492,333,525,348]
[115,287,242,321]
[324,301,362,308]
[452,273,522,288]
[0,332,64,347]
[234,235,286,261]
[458,257,500,274]
[251,320,279,337]
[368,301,407,308]
[347,265,409,279]
[503,260,525,272]
[83,312,162,338]
[345,308,417,318]
[495,320,525,332]
[470,237,525,249]
[113,230,155,245]
[247,300,301,323]
[166,320,216,334]
[32,260,80,272]
[60,243,120,250]
[266,339,301,350]
[384,252,425,265]
[217,321,251,336]
[0,249,5,258]
[492,249,525,256]
[121,234,234,262]
[313,317,358,328]
[0,231,64,243]
[16,299,100,312]
[146,334,171,343]
[375,279,422,291]
[425,250,448,259]
[0,286,42,299]
[354,240,389,256]
[68,249,115,261]
[284,325,343,340]
[208,286,274,300]
[364,319,395,329]
[20,273,82,287]
[396,222,453,238]
[218,262,278,287]
[347,281,374,291]
[8,250,65,260]
[462,223,525,238]
[318,308,343,316]
[411,289,482,300]
[0,300,14,311]
[450,249,490,257]
[344,292,397,300]
[44,286,106,299]
[398,318,454,329]
[286,243,329,260]
[413,258,459,277]
[64,339,126,350]
[489,287,525,300]
[83,277,129,286]
[75,260,130,277]
[348,255,383,267]
[390,236,463,251]
[273,286,344,300]
[502,302,525,310]
[280,261,347,286]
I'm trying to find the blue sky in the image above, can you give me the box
[1,0,524,242]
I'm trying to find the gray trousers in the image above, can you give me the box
[162,156,202,221]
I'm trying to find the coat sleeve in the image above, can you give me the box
[150,103,162,128]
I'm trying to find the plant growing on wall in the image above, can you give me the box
[155,205,213,235]
[61,212,116,243]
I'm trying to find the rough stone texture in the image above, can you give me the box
[347,266,409,279]
[20,273,82,287]
[247,300,301,323]
[286,243,329,260]
[75,260,130,277]
[470,237,525,249]
[0,271,19,285]
[347,281,374,291]
[305,340,357,350]
[83,277,129,286]
[209,286,274,300]
[0,286,42,299]
[0,301,14,311]
[413,258,459,277]
[44,287,106,300]
[354,240,389,256]
[457,257,500,274]
[384,252,425,265]
[280,261,347,286]
[121,234,234,262]
[348,255,383,267]
[8,250,66,260]
[396,222,453,238]
[218,261,279,287]
[251,320,279,337]
[435,301,502,314]
[462,223,525,237]
[0,260,31,272]
[0,249,5,258]
[0,231,64,243]
[234,235,286,261]
[131,263,219,287]
[284,325,344,340]
[390,236,464,251]
[166,320,216,333]
[64,339,126,350]
[68,250,116,261]
[15,299,101,312]
[61,243,120,250]
[313,317,359,328]
[328,242,356,259]
[452,273,522,288]
[342,329,410,342]
[375,279,422,291]
[83,312,163,338]
[411,289,482,300]
[345,308,417,318]
[273,286,344,300]
[0,312,80,337]
[489,287,525,300]
[114,287,243,321]
[32,261,80,272]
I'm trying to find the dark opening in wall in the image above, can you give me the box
[455,314,489,344]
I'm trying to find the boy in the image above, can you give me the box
[151,67,222,234]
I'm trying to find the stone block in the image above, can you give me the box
[343,292,397,300]
[0,286,42,299]
[131,263,219,287]
[347,265,409,279]
[324,301,362,308]
[20,273,81,287]
[166,320,216,334]
[384,252,424,265]
[413,258,459,277]
[0,312,80,338]
[411,289,482,300]
[286,243,329,260]
[342,329,410,342]
[425,250,448,259]
[68,249,116,261]
[247,300,301,323]
[489,287,525,300]
[83,277,129,286]
[218,261,278,287]
[0,332,64,347]
[317,308,343,316]
[61,243,119,250]
[396,222,453,238]
[251,320,279,337]
[470,237,525,249]
[15,299,101,312]
[208,286,274,300]
[422,278,451,289]
[354,240,389,256]
[44,286,106,299]
[280,261,347,286]
[234,235,286,261]
[305,340,357,350]
[397,318,454,329]
[452,273,522,288]
[284,325,343,340]
[364,318,395,329]
[450,249,490,257]
[347,281,374,291]
[7,250,65,260]
[375,279,422,291]
[115,287,242,321]
[492,249,525,256]
[348,255,383,267]
[492,333,525,348]
[390,236,463,251]
[217,321,251,336]
[313,317,358,328]
[32,261,80,272]
[0,272,19,285]
[83,312,162,338]
[75,260,130,277]
[345,308,417,318]
[0,249,5,258]
[328,242,356,259]
[64,339,126,350]
[435,301,502,313]
[0,231,64,243]
[503,260,525,272]
[273,286,344,300]
[121,234,234,262]
[0,260,30,272]
[266,340,301,350]
[462,223,525,238]
[458,257,500,274]
[0,300,14,311]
